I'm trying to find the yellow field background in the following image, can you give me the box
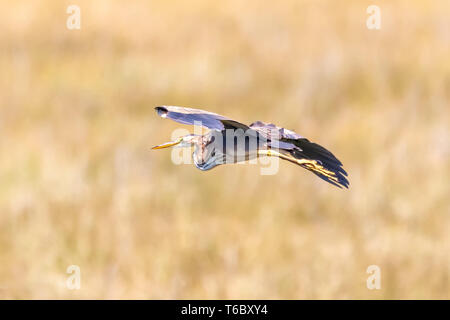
[0,0,448,299]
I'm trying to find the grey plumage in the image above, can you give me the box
[153,106,349,188]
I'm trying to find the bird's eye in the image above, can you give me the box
[205,136,215,147]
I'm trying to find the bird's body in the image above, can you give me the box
[152,106,349,188]
[189,129,260,170]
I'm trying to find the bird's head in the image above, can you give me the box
[152,134,200,150]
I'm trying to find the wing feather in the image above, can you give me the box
[250,121,349,188]
[250,121,304,140]
[155,106,249,131]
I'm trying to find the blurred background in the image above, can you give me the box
[0,0,448,299]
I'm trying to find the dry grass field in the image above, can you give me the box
[0,0,448,299]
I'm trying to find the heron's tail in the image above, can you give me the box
[289,139,349,188]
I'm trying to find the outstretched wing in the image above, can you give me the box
[155,106,249,131]
[250,121,349,188]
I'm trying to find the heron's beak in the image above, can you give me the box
[152,138,182,150]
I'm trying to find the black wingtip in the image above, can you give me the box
[155,106,168,117]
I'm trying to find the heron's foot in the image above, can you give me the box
[299,159,337,181]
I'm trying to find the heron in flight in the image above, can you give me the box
[152,106,349,188]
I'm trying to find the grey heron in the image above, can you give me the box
[152,106,349,188]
